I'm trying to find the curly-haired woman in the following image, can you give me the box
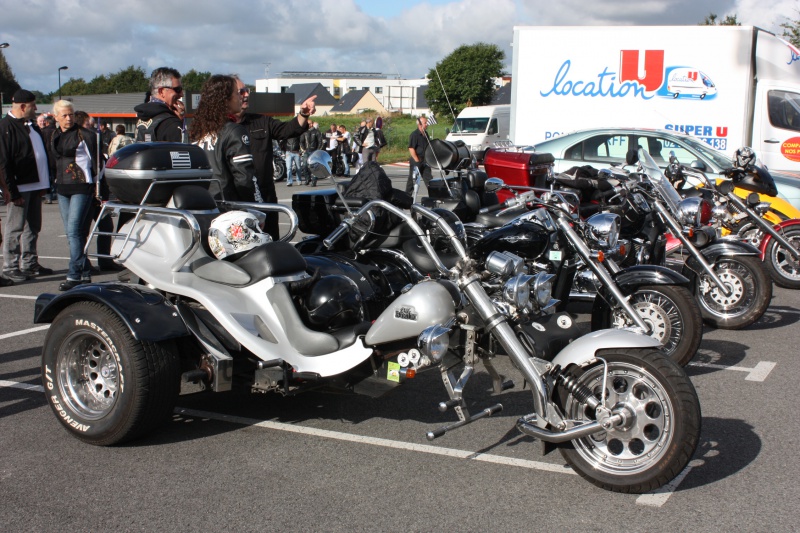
[190,74,262,202]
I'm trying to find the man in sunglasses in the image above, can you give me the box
[134,67,184,142]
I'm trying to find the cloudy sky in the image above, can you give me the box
[1,0,797,93]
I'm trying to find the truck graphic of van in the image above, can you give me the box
[666,67,717,99]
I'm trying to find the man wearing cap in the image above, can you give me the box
[134,67,184,142]
[0,90,54,284]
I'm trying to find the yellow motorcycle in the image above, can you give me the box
[669,152,800,289]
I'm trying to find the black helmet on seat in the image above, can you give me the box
[301,275,364,331]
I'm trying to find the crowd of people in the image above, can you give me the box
[0,66,431,290]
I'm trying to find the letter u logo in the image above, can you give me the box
[620,50,665,92]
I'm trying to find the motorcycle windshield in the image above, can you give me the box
[638,147,684,212]
[729,162,779,196]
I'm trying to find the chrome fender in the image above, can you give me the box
[550,328,660,369]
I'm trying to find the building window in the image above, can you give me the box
[281,86,289,93]
[375,87,383,94]
[362,87,369,91]
[334,87,341,97]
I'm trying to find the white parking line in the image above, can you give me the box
[0,294,39,300]
[176,407,573,474]
[0,325,50,340]
[0,380,686,505]
[688,361,776,381]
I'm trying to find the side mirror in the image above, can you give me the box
[487,126,496,135]
[445,128,450,135]
[308,150,333,179]
[690,160,707,171]
[626,149,639,165]
[484,177,505,193]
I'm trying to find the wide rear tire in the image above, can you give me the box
[558,349,701,493]
[41,301,180,445]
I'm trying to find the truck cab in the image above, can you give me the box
[446,105,510,162]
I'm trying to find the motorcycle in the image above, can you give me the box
[606,148,773,329]
[667,154,800,289]
[458,179,702,367]
[34,145,700,493]
[273,140,287,182]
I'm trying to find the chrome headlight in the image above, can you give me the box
[417,325,451,363]
[531,272,555,307]
[585,213,620,249]
[503,274,533,309]
[677,197,703,227]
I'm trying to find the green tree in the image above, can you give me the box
[182,69,212,92]
[424,42,505,123]
[59,77,89,98]
[0,49,20,106]
[105,65,148,93]
[700,13,741,25]
[782,10,800,47]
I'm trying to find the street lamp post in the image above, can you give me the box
[58,65,68,101]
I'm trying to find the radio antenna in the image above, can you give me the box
[433,64,457,124]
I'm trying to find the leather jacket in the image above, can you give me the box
[193,121,260,202]
[0,114,50,201]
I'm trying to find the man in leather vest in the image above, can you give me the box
[0,90,54,284]
[233,77,315,239]
[134,67,184,142]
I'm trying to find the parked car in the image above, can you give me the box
[531,128,800,211]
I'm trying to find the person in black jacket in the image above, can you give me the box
[134,67,184,142]
[191,75,263,203]
[49,100,102,290]
[233,77,315,239]
[0,90,54,284]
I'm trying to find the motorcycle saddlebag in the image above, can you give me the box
[105,143,213,206]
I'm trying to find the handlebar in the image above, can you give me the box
[323,221,351,249]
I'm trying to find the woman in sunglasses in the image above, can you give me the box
[190,74,261,203]
[133,67,185,142]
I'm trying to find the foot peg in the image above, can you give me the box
[426,403,503,441]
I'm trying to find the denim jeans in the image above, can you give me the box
[285,151,301,184]
[57,193,93,281]
[3,190,43,272]
[341,152,350,176]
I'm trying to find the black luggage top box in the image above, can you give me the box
[105,143,214,206]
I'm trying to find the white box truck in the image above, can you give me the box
[510,25,800,172]
[445,104,510,161]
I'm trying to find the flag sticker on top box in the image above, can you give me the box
[170,151,192,169]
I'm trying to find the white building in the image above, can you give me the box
[256,72,430,115]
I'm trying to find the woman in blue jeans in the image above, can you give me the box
[49,100,100,291]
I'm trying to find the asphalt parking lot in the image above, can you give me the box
[1,163,799,531]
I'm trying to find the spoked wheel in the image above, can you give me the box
[695,256,771,329]
[765,226,800,289]
[558,349,701,493]
[593,285,702,367]
[41,301,180,445]
[273,158,286,182]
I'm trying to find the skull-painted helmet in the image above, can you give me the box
[734,146,756,170]
[208,210,271,260]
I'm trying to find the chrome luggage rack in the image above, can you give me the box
[85,178,299,272]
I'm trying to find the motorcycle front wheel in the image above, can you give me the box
[273,158,286,182]
[765,226,800,289]
[695,256,771,329]
[41,301,180,445]
[558,349,701,493]
[593,285,702,367]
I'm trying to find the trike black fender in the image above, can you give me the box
[34,282,189,342]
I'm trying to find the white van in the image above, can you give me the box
[445,104,510,161]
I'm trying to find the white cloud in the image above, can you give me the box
[0,0,797,94]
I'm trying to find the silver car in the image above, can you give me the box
[532,128,800,211]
